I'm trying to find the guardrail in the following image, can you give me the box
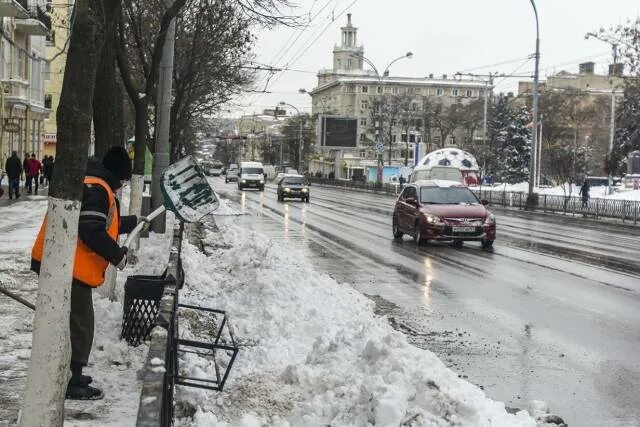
[308,178,640,224]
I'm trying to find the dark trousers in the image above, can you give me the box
[8,178,20,197]
[27,175,39,194]
[70,282,94,367]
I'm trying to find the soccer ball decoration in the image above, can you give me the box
[417,148,479,171]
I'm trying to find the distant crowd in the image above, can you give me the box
[1,151,55,199]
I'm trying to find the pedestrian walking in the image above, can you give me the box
[31,146,149,400]
[5,151,22,199]
[25,153,42,195]
[42,155,54,186]
[579,180,590,208]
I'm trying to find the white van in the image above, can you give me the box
[409,165,463,184]
[238,161,265,191]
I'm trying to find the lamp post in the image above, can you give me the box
[279,101,304,172]
[527,0,541,208]
[585,32,621,193]
[299,88,328,113]
[349,51,413,185]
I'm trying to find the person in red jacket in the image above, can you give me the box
[25,153,42,195]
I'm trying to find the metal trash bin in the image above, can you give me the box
[121,274,171,346]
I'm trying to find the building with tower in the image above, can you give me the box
[308,14,490,180]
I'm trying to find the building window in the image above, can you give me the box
[360,118,367,127]
[417,135,423,143]
[347,59,352,69]
[436,88,443,96]
[401,133,408,142]
[44,94,52,109]
[434,135,441,145]
[391,135,397,143]
[414,87,421,94]
[385,87,392,93]
[466,89,473,97]
[414,118,422,127]
[390,119,397,127]
[452,89,459,96]
[449,135,456,145]
[360,133,367,141]
[392,87,399,94]
[377,86,383,94]
[360,150,366,158]
[411,103,418,111]
[337,59,341,68]
[360,100,368,111]
[361,86,368,93]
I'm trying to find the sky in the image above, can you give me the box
[227,0,640,118]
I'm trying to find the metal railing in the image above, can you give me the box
[308,178,640,224]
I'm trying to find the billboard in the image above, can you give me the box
[319,116,358,148]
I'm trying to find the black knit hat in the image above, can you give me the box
[102,146,132,181]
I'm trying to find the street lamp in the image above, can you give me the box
[279,101,305,172]
[349,51,413,184]
[527,0,541,207]
[585,31,621,192]
[299,88,328,113]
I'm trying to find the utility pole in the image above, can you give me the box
[151,0,176,233]
[455,72,500,178]
[527,0,541,207]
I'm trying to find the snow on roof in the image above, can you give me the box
[417,148,479,171]
[413,179,466,188]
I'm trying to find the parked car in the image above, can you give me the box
[392,180,495,248]
[238,161,265,191]
[225,167,239,183]
[277,175,310,202]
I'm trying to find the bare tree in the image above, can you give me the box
[21,0,107,424]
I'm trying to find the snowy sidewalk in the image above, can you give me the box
[170,199,555,426]
[0,195,172,426]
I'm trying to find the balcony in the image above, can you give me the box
[15,5,51,36]
[0,0,29,18]
[2,78,30,106]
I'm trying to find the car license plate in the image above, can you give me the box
[452,226,476,233]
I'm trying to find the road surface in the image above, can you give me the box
[210,177,640,427]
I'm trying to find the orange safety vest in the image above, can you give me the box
[32,176,119,287]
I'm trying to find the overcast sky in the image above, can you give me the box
[227,0,640,117]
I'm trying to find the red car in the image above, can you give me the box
[392,180,496,248]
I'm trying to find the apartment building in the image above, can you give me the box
[308,14,490,177]
[0,0,50,165]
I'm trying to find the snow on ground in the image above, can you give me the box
[173,218,539,426]
[474,182,640,201]
[0,192,172,426]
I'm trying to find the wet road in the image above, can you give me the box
[210,178,640,427]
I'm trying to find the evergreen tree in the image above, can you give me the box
[493,104,532,183]
[486,95,511,178]
[611,81,640,175]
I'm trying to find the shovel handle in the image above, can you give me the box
[123,206,166,248]
[0,285,35,310]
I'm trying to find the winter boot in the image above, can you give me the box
[66,383,104,400]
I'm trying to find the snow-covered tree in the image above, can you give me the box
[497,106,532,183]
[486,95,511,177]
[611,81,640,175]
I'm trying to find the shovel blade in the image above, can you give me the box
[161,156,219,222]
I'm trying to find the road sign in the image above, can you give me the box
[3,122,20,134]
[375,143,384,154]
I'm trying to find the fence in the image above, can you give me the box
[134,222,239,427]
[308,178,640,224]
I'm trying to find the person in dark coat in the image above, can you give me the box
[31,146,146,400]
[43,155,54,185]
[579,180,590,208]
[4,151,22,199]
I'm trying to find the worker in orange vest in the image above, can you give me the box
[31,146,147,400]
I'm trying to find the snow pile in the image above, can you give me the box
[174,224,536,426]
[474,182,640,201]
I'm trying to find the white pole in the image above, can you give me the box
[150,0,176,233]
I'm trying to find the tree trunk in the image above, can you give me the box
[20,1,105,425]
[127,101,148,257]
[93,0,123,158]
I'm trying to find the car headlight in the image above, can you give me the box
[260,180,265,184]
[425,214,443,224]
[241,179,246,183]
[484,214,495,225]
[284,188,291,192]
[301,188,308,192]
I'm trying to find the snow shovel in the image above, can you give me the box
[123,155,219,248]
